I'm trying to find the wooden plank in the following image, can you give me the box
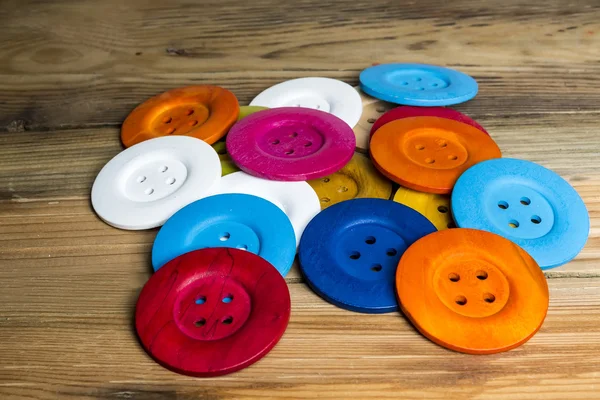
[0,0,599,130]
[0,277,599,399]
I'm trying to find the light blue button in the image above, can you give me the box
[452,158,589,269]
[359,63,478,106]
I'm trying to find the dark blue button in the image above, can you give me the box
[298,198,437,313]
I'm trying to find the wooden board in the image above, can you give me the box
[1,0,600,398]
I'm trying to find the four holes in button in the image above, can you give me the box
[448,270,496,306]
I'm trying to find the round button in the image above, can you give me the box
[136,247,290,377]
[452,158,589,269]
[91,136,221,230]
[370,116,501,194]
[299,198,436,313]
[212,141,239,176]
[227,107,355,181]
[121,85,239,147]
[211,171,320,247]
[370,106,488,137]
[238,105,268,121]
[353,87,395,152]
[152,193,296,276]
[393,187,455,231]
[308,153,392,209]
[250,77,363,128]
[397,228,549,354]
[360,63,478,106]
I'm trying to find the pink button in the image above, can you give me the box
[226,108,355,181]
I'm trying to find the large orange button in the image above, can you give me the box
[396,228,549,354]
[370,117,501,194]
[121,86,239,147]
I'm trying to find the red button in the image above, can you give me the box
[135,248,290,376]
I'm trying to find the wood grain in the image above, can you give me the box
[1,0,600,398]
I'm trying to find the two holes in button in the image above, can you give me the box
[448,270,494,306]
[219,232,247,251]
[497,197,541,227]
[194,294,235,327]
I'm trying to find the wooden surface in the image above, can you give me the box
[1,0,599,399]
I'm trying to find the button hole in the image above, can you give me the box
[401,82,408,85]
[437,205,448,213]
[367,118,376,124]
[455,296,467,306]
[166,127,176,134]
[484,293,496,303]
[159,166,168,173]
[163,117,172,124]
[137,176,146,183]
[189,120,198,127]
[165,177,176,185]
[425,158,435,164]
[386,248,397,256]
[415,77,422,82]
[417,87,425,90]
[498,201,509,209]
[304,141,313,147]
[222,294,234,303]
[144,188,154,195]
[508,220,520,228]
[321,178,330,183]
[415,144,425,150]
[220,232,230,241]
[371,264,382,272]
[349,251,360,260]
[186,109,194,116]
[195,296,206,305]
[365,236,376,245]
[290,132,298,138]
[520,197,531,205]
[448,155,458,161]
[531,215,542,224]
[222,316,233,324]
[448,273,460,282]
[476,270,488,280]
[376,107,386,113]
[236,244,248,251]
[271,139,280,145]
[321,197,330,203]
[194,318,206,327]
[285,149,294,155]
[337,186,348,193]
[439,141,447,148]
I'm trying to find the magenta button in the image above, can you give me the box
[227,108,355,181]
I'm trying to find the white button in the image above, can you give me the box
[210,171,321,247]
[250,77,363,128]
[92,136,221,230]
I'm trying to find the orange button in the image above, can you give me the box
[396,228,549,354]
[370,117,501,194]
[121,86,239,147]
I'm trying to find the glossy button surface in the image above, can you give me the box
[308,153,393,209]
[371,106,488,137]
[227,107,355,181]
[136,248,290,377]
[393,187,455,231]
[299,198,436,313]
[452,158,589,269]
[91,136,221,230]
[370,116,501,194]
[121,85,239,147]
[250,77,362,128]
[359,63,478,106]
[397,228,549,354]
[211,171,320,247]
[152,194,296,276]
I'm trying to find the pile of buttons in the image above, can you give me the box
[91,63,590,376]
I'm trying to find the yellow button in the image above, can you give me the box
[238,106,268,121]
[308,153,392,209]
[212,141,239,176]
[393,186,454,230]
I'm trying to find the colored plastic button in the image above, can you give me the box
[360,63,478,106]
[308,153,393,209]
[452,158,589,269]
[353,87,395,152]
[299,198,436,313]
[91,136,221,230]
[136,248,290,377]
[393,187,454,231]
[370,117,501,194]
[238,106,268,121]
[397,228,549,354]
[250,77,362,128]
[121,85,239,147]
[211,171,320,247]
[370,106,488,137]
[152,194,296,275]
[212,141,239,176]
[227,107,355,181]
